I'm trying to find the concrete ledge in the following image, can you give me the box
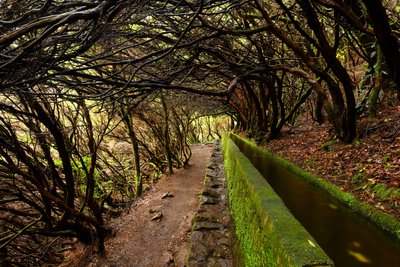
[223,135,333,267]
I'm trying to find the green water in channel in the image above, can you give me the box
[231,135,400,267]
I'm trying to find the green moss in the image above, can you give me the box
[322,140,336,151]
[304,158,316,167]
[372,183,398,200]
[351,173,367,184]
[229,133,400,240]
[222,134,333,267]
[381,155,391,163]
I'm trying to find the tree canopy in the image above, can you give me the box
[1,0,400,265]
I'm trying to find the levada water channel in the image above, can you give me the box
[230,134,400,267]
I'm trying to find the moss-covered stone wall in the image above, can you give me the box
[222,136,333,267]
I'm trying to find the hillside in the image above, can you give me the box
[262,105,400,219]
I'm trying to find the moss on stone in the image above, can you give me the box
[229,133,400,240]
[222,134,333,267]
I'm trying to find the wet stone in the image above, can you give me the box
[197,207,207,213]
[201,189,219,198]
[211,250,222,258]
[218,237,231,246]
[188,242,209,261]
[161,191,174,199]
[207,257,217,266]
[193,221,222,231]
[191,231,203,241]
[217,258,233,267]
[211,152,218,157]
[204,176,212,184]
[206,170,218,177]
[186,261,204,267]
[219,193,227,200]
[194,213,215,223]
[211,183,221,189]
[205,257,234,267]
[204,179,221,189]
[200,196,218,205]
[149,208,160,213]
[151,212,163,221]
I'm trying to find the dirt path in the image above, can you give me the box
[89,143,213,267]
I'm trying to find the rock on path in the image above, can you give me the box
[87,143,213,267]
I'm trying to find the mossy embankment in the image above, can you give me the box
[222,135,333,267]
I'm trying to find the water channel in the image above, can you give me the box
[231,135,400,267]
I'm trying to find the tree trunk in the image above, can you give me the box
[362,0,400,99]
[314,93,325,124]
[266,79,280,139]
[298,0,357,142]
[243,81,264,135]
[161,94,173,175]
[369,44,383,117]
[121,111,142,197]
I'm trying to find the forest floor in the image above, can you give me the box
[65,143,213,267]
[262,104,400,219]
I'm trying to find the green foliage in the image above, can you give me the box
[187,115,231,144]
[351,173,367,184]
[384,163,396,170]
[56,156,106,199]
[322,140,335,151]
[304,158,316,167]
[372,184,395,199]
[381,155,391,164]
[351,170,398,201]
[352,139,362,147]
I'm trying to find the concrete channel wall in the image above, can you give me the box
[222,136,334,267]
[229,133,400,241]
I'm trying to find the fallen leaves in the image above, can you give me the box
[263,105,400,218]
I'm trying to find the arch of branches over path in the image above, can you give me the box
[1,0,400,265]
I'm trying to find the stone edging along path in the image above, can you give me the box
[185,140,235,267]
